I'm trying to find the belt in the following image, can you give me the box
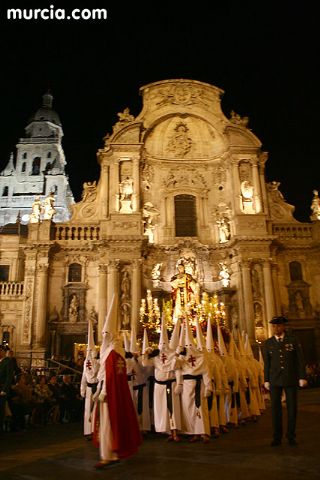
[183,374,202,408]
[133,384,146,415]
[87,382,98,394]
[154,378,175,415]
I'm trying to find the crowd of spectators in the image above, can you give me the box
[0,346,84,433]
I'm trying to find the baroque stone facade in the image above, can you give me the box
[0,79,320,367]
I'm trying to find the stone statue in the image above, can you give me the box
[89,306,98,324]
[311,190,320,220]
[254,303,263,327]
[151,263,162,287]
[43,192,56,220]
[142,202,160,243]
[241,180,254,201]
[294,291,305,316]
[119,177,134,213]
[217,217,230,243]
[219,263,230,288]
[69,294,79,323]
[29,196,42,223]
[170,263,200,320]
[230,110,249,127]
[81,181,97,202]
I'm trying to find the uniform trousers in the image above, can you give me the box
[270,385,297,441]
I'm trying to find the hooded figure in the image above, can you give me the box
[179,317,212,442]
[129,325,151,433]
[142,314,182,441]
[93,295,142,468]
[80,315,99,437]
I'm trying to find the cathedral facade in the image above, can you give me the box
[0,79,320,367]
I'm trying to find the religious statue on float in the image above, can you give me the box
[170,263,200,321]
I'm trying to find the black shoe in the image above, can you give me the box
[270,439,281,446]
[288,439,298,446]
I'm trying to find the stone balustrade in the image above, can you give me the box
[54,224,100,241]
[0,281,24,296]
[273,224,313,240]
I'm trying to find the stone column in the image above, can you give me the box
[132,158,140,212]
[271,262,281,316]
[241,261,255,338]
[34,264,49,349]
[107,260,119,330]
[100,162,109,217]
[263,260,276,336]
[252,162,261,213]
[110,161,119,212]
[259,153,268,215]
[232,160,241,213]
[98,264,108,341]
[131,260,141,331]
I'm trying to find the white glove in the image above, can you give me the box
[80,390,86,398]
[174,384,183,395]
[204,388,213,398]
[99,392,106,402]
[299,379,308,388]
[264,382,270,390]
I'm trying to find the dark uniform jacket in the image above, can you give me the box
[0,357,14,394]
[263,334,306,387]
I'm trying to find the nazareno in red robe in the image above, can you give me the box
[95,349,142,459]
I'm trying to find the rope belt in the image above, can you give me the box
[183,374,202,408]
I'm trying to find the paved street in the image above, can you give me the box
[1,389,320,480]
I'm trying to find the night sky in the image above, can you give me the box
[0,1,319,221]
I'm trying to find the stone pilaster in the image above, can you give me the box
[240,261,255,339]
[263,260,276,336]
[131,259,142,330]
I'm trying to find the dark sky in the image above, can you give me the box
[0,1,319,221]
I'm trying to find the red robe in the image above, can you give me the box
[94,350,142,459]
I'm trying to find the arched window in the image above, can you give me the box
[0,265,9,281]
[32,157,41,175]
[68,263,82,282]
[2,186,9,196]
[21,162,26,173]
[289,261,303,281]
[22,152,27,159]
[174,194,197,237]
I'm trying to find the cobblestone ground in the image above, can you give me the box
[1,389,319,480]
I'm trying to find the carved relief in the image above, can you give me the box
[166,122,193,157]
[163,169,207,190]
[212,163,227,186]
[230,110,249,127]
[154,83,208,108]
[141,162,154,191]
[120,266,131,329]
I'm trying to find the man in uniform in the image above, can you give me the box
[263,316,307,446]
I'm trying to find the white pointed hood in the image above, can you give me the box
[195,316,206,350]
[169,318,181,351]
[185,318,195,349]
[206,320,214,352]
[217,323,228,356]
[142,328,149,355]
[244,333,254,358]
[158,313,169,350]
[98,294,123,375]
[130,322,139,354]
[237,329,246,356]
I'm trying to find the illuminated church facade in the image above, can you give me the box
[1,79,320,367]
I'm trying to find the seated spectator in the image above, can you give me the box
[10,374,35,430]
[47,375,62,423]
[59,374,83,422]
[33,375,53,425]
